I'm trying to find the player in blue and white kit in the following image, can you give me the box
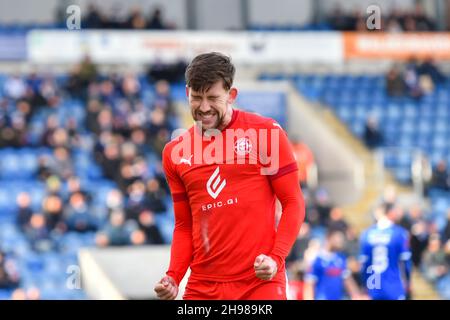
[359,206,412,300]
[304,230,361,300]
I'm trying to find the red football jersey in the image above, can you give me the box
[162,109,300,282]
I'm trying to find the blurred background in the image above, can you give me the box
[0,0,449,300]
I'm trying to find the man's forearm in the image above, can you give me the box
[166,200,193,285]
[270,171,305,269]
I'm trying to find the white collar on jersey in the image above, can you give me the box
[377,217,393,229]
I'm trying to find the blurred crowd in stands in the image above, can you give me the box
[386,58,446,100]
[56,4,174,30]
[0,55,193,261]
[326,3,436,32]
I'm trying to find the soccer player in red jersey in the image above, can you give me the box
[154,52,305,300]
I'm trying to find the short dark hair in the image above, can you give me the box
[185,52,235,92]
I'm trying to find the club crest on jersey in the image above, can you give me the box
[206,167,226,199]
[234,137,252,156]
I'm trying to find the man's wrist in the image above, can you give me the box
[268,254,284,271]
[165,271,180,286]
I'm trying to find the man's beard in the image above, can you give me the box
[192,107,226,131]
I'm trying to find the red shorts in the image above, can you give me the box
[183,270,287,300]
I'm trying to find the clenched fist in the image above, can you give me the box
[254,254,278,280]
[154,276,178,300]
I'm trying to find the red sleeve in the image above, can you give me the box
[260,120,298,179]
[269,171,305,270]
[266,127,305,270]
[162,145,193,286]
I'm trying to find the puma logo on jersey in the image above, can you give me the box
[273,122,282,129]
[179,155,193,166]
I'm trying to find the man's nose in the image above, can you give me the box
[197,99,211,112]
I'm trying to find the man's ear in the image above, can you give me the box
[228,87,238,103]
[185,86,189,97]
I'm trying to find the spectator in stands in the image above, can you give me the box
[66,64,86,99]
[25,213,53,252]
[406,211,430,267]
[147,7,166,30]
[99,142,122,182]
[126,6,147,29]
[78,55,98,89]
[95,210,134,246]
[125,180,149,221]
[130,129,150,155]
[400,204,423,231]
[286,223,311,266]
[98,79,116,106]
[145,178,167,214]
[404,58,424,99]
[105,188,124,217]
[386,66,406,97]
[152,126,170,157]
[26,71,43,97]
[0,251,20,290]
[418,57,446,85]
[16,100,33,125]
[45,175,62,196]
[363,115,383,150]
[327,6,354,31]
[154,163,170,194]
[52,147,74,179]
[36,155,53,181]
[83,4,104,29]
[412,3,435,31]
[42,194,65,234]
[136,210,164,244]
[66,118,82,148]
[344,226,360,257]
[422,234,448,282]
[64,192,97,233]
[86,99,102,134]
[0,113,28,148]
[41,115,59,147]
[325,5,436,32]
[16,192,33,232]
[430,160,450,191]
[121,73,141,102]
[4,74,26,101]
[385,17,403,33]
[443,209,450,243]
[154,80,176,115]
[67,176,92,204]
[39,75,60,108]
[117,163,137,193]
[96,108,114,134]
[309,188,332,227]
[413,154,433,196]
[328,207,349,234]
